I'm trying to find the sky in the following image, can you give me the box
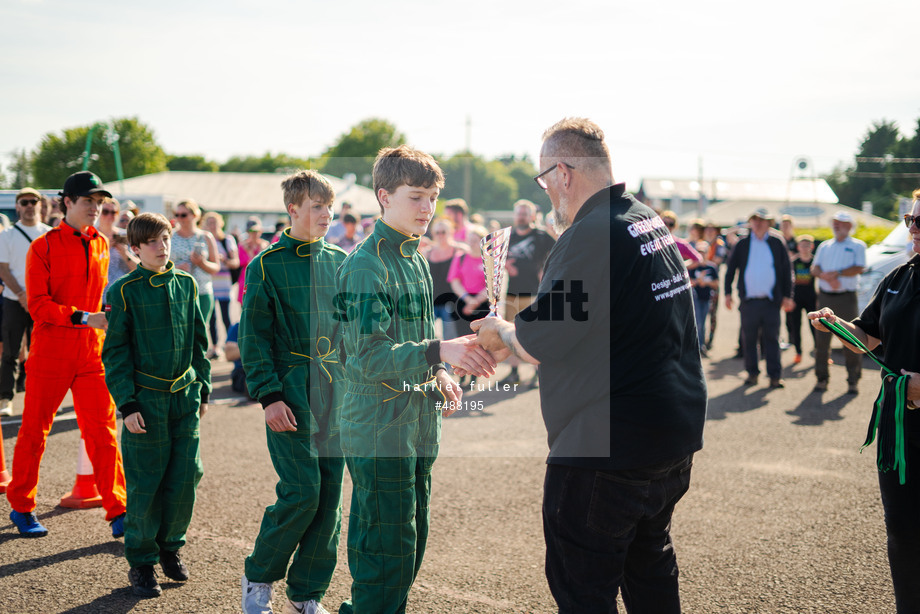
[2,0,919,192]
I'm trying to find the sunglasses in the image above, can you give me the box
[904,215,920,229]
[101,209,117,216]
[18,199,39,207]
[175,212,191,218]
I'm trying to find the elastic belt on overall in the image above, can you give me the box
[820,317,912,484]
[135,365,196,393]
[381,374,441,403]
[289,337,338,383]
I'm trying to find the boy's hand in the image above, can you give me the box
[435,369,462,417]
[199,403,209,418]
[440,335,496,377]
[265,400,297,432]
[124,412,146,434]
[87,312,108,331]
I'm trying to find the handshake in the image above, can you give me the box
[438,315,524,379]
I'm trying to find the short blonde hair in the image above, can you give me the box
[281,170,335,208]
[913,188,920,201]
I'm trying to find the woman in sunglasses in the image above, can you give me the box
[170,200,220,327]
[809,188,920,613]
[97,197,138,308]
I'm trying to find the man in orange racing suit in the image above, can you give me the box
[7,171,127,538]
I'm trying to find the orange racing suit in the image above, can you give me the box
[6,221,127,520]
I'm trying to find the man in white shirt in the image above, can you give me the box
[0,188,51,415]
[811,211,866,393]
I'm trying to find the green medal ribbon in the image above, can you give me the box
[819,318,909,484]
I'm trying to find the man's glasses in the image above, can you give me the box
[17,199,39,207]
[175,212,190,218]
[101,209,117,216]
[533,163,575,189]
[904,214,920,228]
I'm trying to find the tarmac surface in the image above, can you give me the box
[0,302,900,613]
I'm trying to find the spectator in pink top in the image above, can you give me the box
[660,210,702,268]
[448,225,489,338]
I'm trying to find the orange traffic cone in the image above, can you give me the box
[59,438,103,509]
[0,415,10,493]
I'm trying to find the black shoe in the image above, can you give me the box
[129,565,162,598]
[160,549,189,581]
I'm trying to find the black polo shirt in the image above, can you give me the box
[515,184,707,470]
[853,255,920,435]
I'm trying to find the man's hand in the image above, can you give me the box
[265,400,297,432]
[505,258,519,277]
[782,297,795,312]
[470,316,511,353]
[435,369,462,417]
[87,312,108,331]
[440,335,497,377]
[199,402,209,418]
[724,296,733,311]
[16,290,28,312]
[124,412,146,434]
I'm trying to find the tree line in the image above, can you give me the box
[825,117,920,220]
[0,117,550,213]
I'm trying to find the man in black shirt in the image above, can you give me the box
[499,199,555,389]
[472,118,706,613]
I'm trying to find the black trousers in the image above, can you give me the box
[543,456,693,613]
[0,297,32,400]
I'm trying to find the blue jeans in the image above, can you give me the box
[878,434,920,613]
[543,455,693,613]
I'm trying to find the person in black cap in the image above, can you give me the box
[6,171,127,539]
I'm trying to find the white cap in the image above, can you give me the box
[832,211,854,224]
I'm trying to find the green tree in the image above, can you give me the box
[167,154,219,172]
[31,117,168,189]
[4,149,32,188]
[438,153,518,211]
[497,154,552,211]
[319,118,406,185]
[825,119,905,220]
[219,152,313,173]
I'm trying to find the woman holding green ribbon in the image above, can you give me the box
[808,188,920,613]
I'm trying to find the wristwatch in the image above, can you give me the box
[80,311,90,326]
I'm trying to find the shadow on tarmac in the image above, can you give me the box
[0,537,122,578]
[57,587,145,614]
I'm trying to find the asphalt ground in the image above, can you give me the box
[0,302,899,613]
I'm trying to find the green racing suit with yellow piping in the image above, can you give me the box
[240,230,348,603]
[335,219,447,614]
[102,261,211,567]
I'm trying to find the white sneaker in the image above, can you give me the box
[0,400,12,417]
[242,574,275,614]
[282,600,330,614]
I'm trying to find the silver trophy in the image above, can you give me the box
[480,227,512,318]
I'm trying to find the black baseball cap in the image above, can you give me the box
[60,171,112,199]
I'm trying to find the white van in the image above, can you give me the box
[857,223,912,312]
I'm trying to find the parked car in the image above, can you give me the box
[857,223,912,312]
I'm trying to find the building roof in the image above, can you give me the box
[112,170,379,217]
[639,177,839,204]
[678,200,895,229]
